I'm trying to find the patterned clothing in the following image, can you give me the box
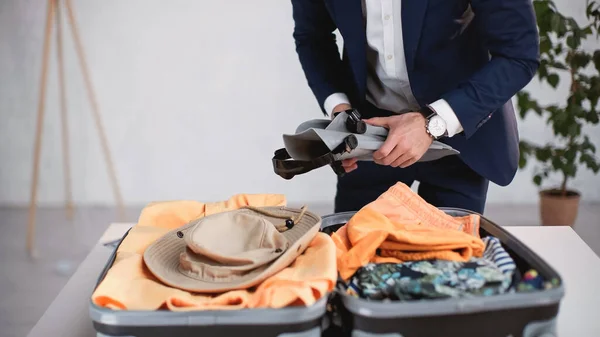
[347,259,508,300]
[345,236,518,300]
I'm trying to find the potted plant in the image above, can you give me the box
[517,0,600,226]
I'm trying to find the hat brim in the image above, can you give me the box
[143,207,321,293]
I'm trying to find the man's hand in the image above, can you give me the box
[364,113,433,168]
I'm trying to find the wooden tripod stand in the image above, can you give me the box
[28,0,125,258]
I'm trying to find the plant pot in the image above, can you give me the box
[539,189,581,226]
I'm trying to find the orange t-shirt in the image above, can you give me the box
[332,183,485,281]
[91,194,337,311]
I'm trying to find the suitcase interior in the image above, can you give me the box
[89,229,329,337]
[320,208,565,337]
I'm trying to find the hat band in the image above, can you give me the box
[178,246,287,282]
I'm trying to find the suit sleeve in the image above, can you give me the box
[440,0,540,138]
[291,0,351,114]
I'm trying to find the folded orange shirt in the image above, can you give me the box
[332,183,485,281]
[91,194,337,311]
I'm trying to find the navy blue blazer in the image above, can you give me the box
[290,0,539,186]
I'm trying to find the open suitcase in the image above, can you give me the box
[89,228,331,337]
[320,208,564,337]
[89,208,564,337]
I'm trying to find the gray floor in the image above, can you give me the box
[0,204,599,337]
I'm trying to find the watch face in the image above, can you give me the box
[428,115,447,138]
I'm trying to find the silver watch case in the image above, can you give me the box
[427,115,448,139]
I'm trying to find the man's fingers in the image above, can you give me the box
[341,158,358,173]
[399,156,419,168]
[364,117,389,128]
[394,150,420,168]
[344,163,358,173]
[373,134,400,160]
[341,158,358,167]
[377,144,406,166]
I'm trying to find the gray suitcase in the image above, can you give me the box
[320,208,564,337]
[89,228,331,337]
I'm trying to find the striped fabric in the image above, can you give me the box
[482,236,516,276]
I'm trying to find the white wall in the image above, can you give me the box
[0,0,598,207]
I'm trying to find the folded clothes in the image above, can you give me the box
[91,194,337,311]
[347,258,508,300]
[344,235,518,300]
[331,182,485,281]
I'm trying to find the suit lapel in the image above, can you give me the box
[402,0,429,72]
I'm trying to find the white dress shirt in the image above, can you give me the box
[323,0,464,137]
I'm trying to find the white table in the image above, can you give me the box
[27,224,600,337]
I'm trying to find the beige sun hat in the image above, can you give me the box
[143,206,321,293]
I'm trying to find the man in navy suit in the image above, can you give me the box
[290,0,539,213]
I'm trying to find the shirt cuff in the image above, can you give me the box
[428,99,464,137]
[323,93,351,115]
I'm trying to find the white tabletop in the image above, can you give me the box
[27,224,600,337]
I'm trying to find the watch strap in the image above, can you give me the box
[418,105,437,119]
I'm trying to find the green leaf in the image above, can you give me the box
[588,76,600,96]
[565,146,578,163]
[554,44,564,55]
[582,136,597,153]
[550,60,568,69]
[540,37,552,55]
[534,0,551,17]
[551,13,562,32]
[548,106,570,136]
[567,123,581,138]
[557,15,570,37]
[547,73,560,88]
[580,153,600,173]
[552,156,564,171]
[567,35,581,49]
[536,10,553,35]
[535,147,553,162]
[570,52,592,70]
[593,50,600,71]
[538,59,550,80]
[566,103,585,117]
[588,1,596,19]
[549,104,581,138]
[516,91,543,119]
[568,18,581,30]
[587,111,600,124]
[520,140,533,152]
[564,163,578,177]
[516,91,530,118]
[519,154,527,169]
[533,174,543,186]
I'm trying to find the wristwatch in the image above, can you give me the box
[418,105,448,139]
